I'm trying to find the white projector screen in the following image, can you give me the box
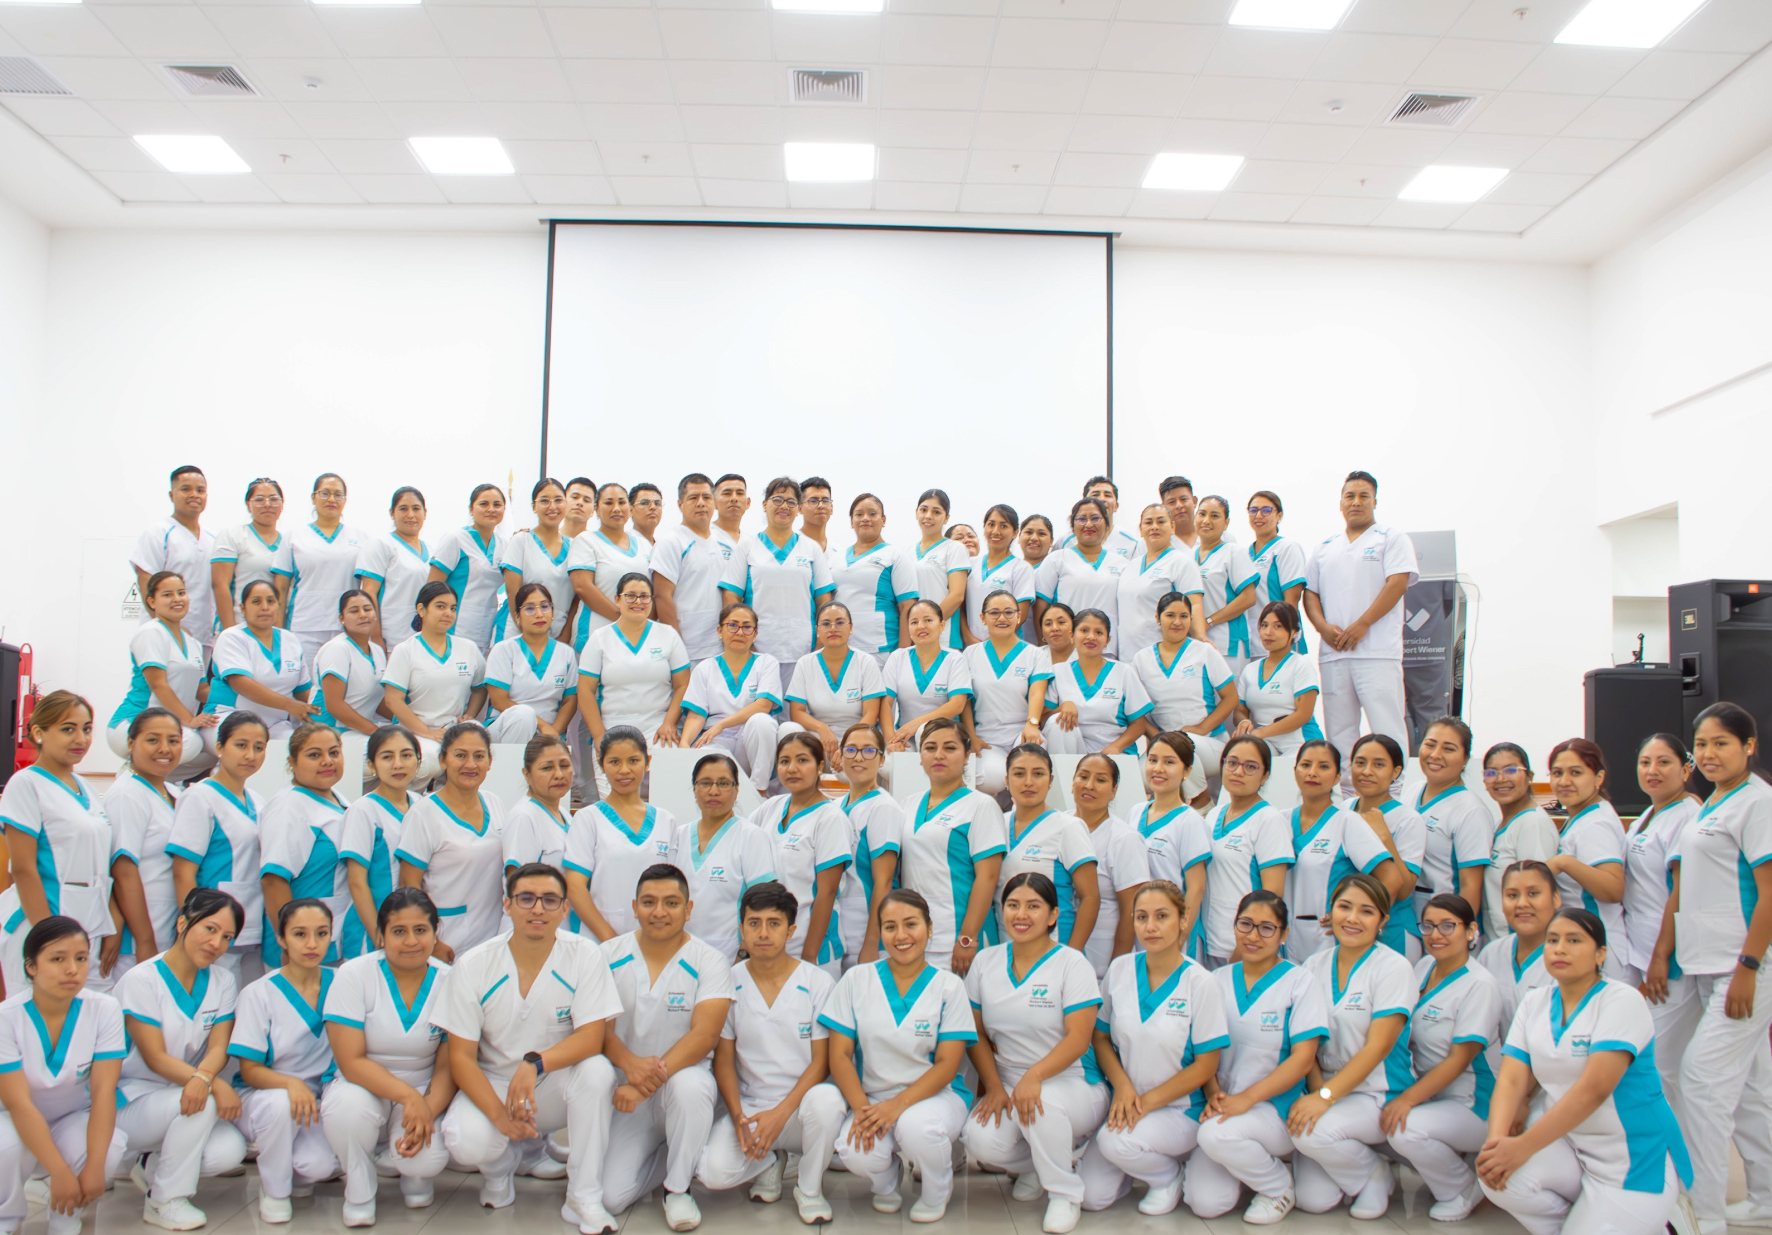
[543,223,1111,533]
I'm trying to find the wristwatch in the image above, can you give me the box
[957,936,976,950]
[1318,1086,1335,1102]
[1741,954,1763,973]
[524,1051,546,1076]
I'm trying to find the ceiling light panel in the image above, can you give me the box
[1142,152,1245,191]
[1228,0,1356,32]
[133,134,250,174]
[409,136,513,174]
[1398,164,1509,202]
[783,141,874,181]
[1555,0,1707,48]
[772,0,883,12]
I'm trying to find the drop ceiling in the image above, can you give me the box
[3,0,1772,256]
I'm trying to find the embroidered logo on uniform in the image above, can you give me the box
[798,1022,813,1040]
[1307,837,1334,855]
[913,1018,933,1037]
[1102,687,1121,700]
[844,686,862,701]
[1570,1035,1591,1056]
[1022,845,1044,860]
[1029,985,1055,1009]
[201,1013,219,1030]
[783,834,805,850]
[1343,992,1366,1009]
[648,647,665,660]
[655,839,671,855]
[709,866,728,882]
[554,1006,573,1022]
[1361,546,1382,561]
[76,1061,92,1080]
[1166,997,1189,1015]
[1421,1004,1444,1023]
[1260,1012,1282,1032]
[457,663,471,677]
[667,993,689,1011]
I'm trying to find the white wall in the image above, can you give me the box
[0,194,49,673]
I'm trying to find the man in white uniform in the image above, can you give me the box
[1059,477,1139,561]
[652,474,728,666]
[712,474,749,559]
[433,864,624,1234]
[1160,476,1199,551]
[133,465,218,659]
[1302,472,1418,788]
[797,477,834,553]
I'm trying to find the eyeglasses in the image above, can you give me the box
[1483,766,1527,780]
[767,497,800,510]
[632,498,661,509]
[693,779,738,791]
[248,494,282,506]
[1234,917,1279,939]
[519,603,554,617]
[1421,919,1467,937]
[511,892,565,911]
[535,498,565,508]
[983,608,1019,620]
[315,490,346,501]
[842,745,881,759]
[619,593,652,603]
[1222,757,1265,775]
[802,497,834,508]
[817,618,850,630]
[722,621,756,633]
[1247,505,1276,517]
[1074,516,1103,527]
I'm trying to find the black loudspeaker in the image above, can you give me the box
[0,643,18,790]
[1584,667,1683,814]
[1668,580,1772,748]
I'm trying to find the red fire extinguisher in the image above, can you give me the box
[12,644,35,776]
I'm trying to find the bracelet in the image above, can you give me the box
[1741,954,1762,973]
[190,1072,213,1089]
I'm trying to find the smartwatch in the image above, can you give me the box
[524,1051,546,1076]
[957,936,976,950]
[1741,954,1763,973]
[1318,1086,1335,1102]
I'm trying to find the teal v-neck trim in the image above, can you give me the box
[1703,782,1750,818]
[1154,639,1192,678]
[1135,952,1187,1022]
[614,621,653,657]
[841,788,883,815]
[202,779,256,822]
[982,640,1027,678]
[717,653,757,698]
[1561,801,1602,834]
[1139,546,1174,575]
[981,553,1016,580]
[1418,964,1469,1006]
[909,648,947,694]
[1332,945,1375,1004]
[1138,804,1187,839]
[379,959,436,1033]
[1070,658,1111,702]
[914,787,970,832]
[393,534,427,561]
[416,633,454,666]
[1007,943,1061,988]
[760,531,799,565]
[691,814,739,869]
[526,796,569,832]
[1069,545,1107,570]
[596,528,638,558]
[155,958,210,1021]
[309,522,342,544]
[1293,804,1337,850]
[368,790,408,821]
[293,786,344,814]
[436,793,490,837]
[156,618,189,657]
[1258,652,1293,689]
[26,766,90,810]
[466,528,498,565]
[1418,784,1468,812]
[598,801,656,846]
[1213,803,1264,841]
[132,773,175,807]
[1550,980,1605,1046]
[877,961,936,1025]
[1011,809,1056,850]
[1196,542,1225,567]
[819,649,853,694]
[25,998,81,1076]
[271,969,334,1037]
[1513,939,1544,982]
[528,529,568,566]
[250,525,282,553]
[846,542,889,566]
[1233,960,1293,1016]
[517,636,554,679]
[777,799,825,835]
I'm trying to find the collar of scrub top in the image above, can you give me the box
[153,956,212,1020]
[817,649,853,693]
[1009,809,1056,851]
[913,787,970,832]
[1512,938,1544,981]
[1137,546,1176,574]
[309,522,344,544]
[26,764,91,809]
[270,968,336,1036]
[1069,658,1114,701]
[875,960,937,1025]
[24,997,84,1075]
[716,653,758,697]
[597,800,657,846]
[1548,979,1606,1046]
[981,639,1029,678]
[1418,783,1469,812]
[1233,958,1298,1016]
[1213,802,1264,840]
[462,527,499,564]
[908,647,948,694]
[1292,803,1340,852]
[1153,640,1195,677]
[846,542,890,566]
[612,621,654,657]
[596,528,639,558]
[415,632,455,665]
[688,813,740,868]
[1005,941,1062,988]
[1331,944,1378,1004]
[759,531,800,564]
[1700,781,1750,818]
[201,777,257,821]
[377,956,439,1032]
[1417,964,1471,1006]
[1134,950,1190,1022]
[249,525,282,553]
[979,553,1017,580]
[526,529,566,565]
[435,792,492,836]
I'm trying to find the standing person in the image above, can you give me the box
[563,478,597,541]
[577,573,690,764]
[202,580,315,749]
[1033,501,1129,658]
[800,890,978,1222]
[1115,505,1205,656]
[996,748,1100,954]
[1626,735,1701,1104]
[964,589,1050,799]
[212,477,284,632]
[311,591,389,737]
[0,692,114,995]
[168,711,269,983]
[1130,734,1206,943]
[711,474,750,557]
[1018,517,1055,645]
[562,728,679,942]
[963,505,1034,644]
[483,584,579,749]
[395,723,508,959]
[751,734,850,973]
[696,883,840,1223]
[672,754,775,960]
[897,720,1007,974]
[827,493,917,665]
[381,582,486,776]
[680,603,783,795]
[1474,860,1561,1022]
[134,466,218,659]
[1058,478,1138,561]
[946,524,978,558]
[1382,893,1504,1222]
[1193,497,1258,677]
[107,571,214,778]
[498,480,572,641]
[1201,737,1294,966]
[1232,602,1322,810]
[719,478,836,691]
[784,603,887,768]
[1131,592,1237,806]
[1243,491,1309,655]
[834,727,903,968]
[320,887,454,1226]
[341,726,421,951]
[1413,718,1495,922]
[1545,739,1628,977]
[1040,610,1154,757]
[1285,739,1408,962]
[881,600,973,752]
[103,709,186,984]
[1158,476,1199,551]
[1483,743,1561,941]
[1344,735,1427,957]
[353,487,430,652]
[628,483,664,550]
[568,484,652,651]
[1077,880,1229,1218]
[796,478,834,554]
[431,865,622,1232]
[259,722,360,963]
[1477,909,1692,1235]
[1302,472,1418,775]
[427,485,508,655]
[272,474,367,663]
[651,474,728,666]
[1071,753,1152,978]
[964,873,1106,1235]
[907,490,970,651]
[595,865,735,1230]
[114,888,251,1230]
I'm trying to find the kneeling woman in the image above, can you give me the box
[0,917,128,1235]
[1478,908,1691,1235]
[115,888,250,1231]
[963,874,1106,1235]
[802,890,978,1223]
[1078,881,1229,1218]
[1288,873,1415,1220]
[230,899,341,1225]
[321,888,454,1226]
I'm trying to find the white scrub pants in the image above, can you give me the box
[1194,1103,1296,1200]
[962,1076,1107,1204]
[441,1057,615,1215]
[1040,719,1100,757]
[202,711,294,756]
[116,1088,248,1202]
[1480,1139,1681,1235]
[1181,733,1224,802]
[804,1084,967,1208]
[705,713,781,794]
[485,706,540,749]
[1679,970,1772,1225]
[1639,972,1702,1126]
[600,1068,719,1212]
[238,1083,341,1201]
[1320,659,1407,791]
[320,1079,450,1206]
[1078,1107,1238,1217]
[1285,918,1332,962]
[1386,1099,1486,1201]
[696,1102,839,1198]
[212,947,265,989]
[1288,1091,1386,1211]
[106,721,214,783]
[292,630,333,665]
[1259,746,1301,812]
[0,1108,127,1228]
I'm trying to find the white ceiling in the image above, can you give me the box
[3,0,1772,257]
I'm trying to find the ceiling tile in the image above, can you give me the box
[1448,200,1551,231]
[658,11,770,60]
[1002,0,1118,20]
[780,107,874,139]
[1204,29,1328,79]
[1042,185,1133,214]
[543,10,662,59]
[609,175,700,204]
[1340,125,1455,165]
[689,140,778,178]
[259,172,363,203]
[4,96,121,137]
[1562,94,1683,139]
[313,11,449,59]
[1230,157,1330,194]
[971,109,1071,147]
[1608,50,1745,99]
[958,182,1046,212]
[678,103,782,142]
[1112,0,1231,22]
[507,136,602,172]
[1658,0,1772,54]
[1125,187,1214,217]
[354,57,475,102]
[47,132,154,169]
[886,0,998,16]
[185,175,282,204]
[88,98,200,132]
[1340,0,1470,38]
[981,68,1089,112]
[426,8,557,58]
[522,173,617,204]
[380,101,491,133]
[1080,71,1192,117]
[33,56,177,100]
[1176,75,1295,122]
[344,172,447,202]
[965,149,1058,183]
[1519,133,1632,173]
[244,59,373,103]
[787,182,871,207]
[875,107,972,146]
[1313,161,1416,197]
[461,58,575,102]
[1290,194,1387,224]
[1065,113,1169,152]
[224,134,329,170]
[434,174,533,203]
[873,180,959,210]
[480,101,588,137]
[882,15,996,66]
[1409,38,1540,91]
[877,65,984,110]
[89,5,232,58]
[315,137,419,172]
[584,101,685,140]
[286,100,401,138]
[1276,80,1397,126]
[0,30,19,57]
[1207,191,1303,222]
[1484,168,1586,204]
[1306,32,1436,83]
[1507,45,1643,95]
[991,18,1108,70]
[1437,131,1546,164]
[1160,116,1268,153]
[90,169,198,201]
[183,98,309,140]
[1094,23,1215,74]
[671,60,780,105]
[1465,89,1592,135]
[0,7,130,57]
[561,59,675,103]
[1252,121,1360,161]
[1053,150,1145,186]
[1371,199,1462,228]
[876,144,966,180]
[695,177,787,207]
[205,7,339,59]
[596,139,692,174]
[769,12,882,62]
[1446,0,1589,44]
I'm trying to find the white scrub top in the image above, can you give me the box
[1673,777,1772,975]
[898,788,1010,957]
[205,626,309,728]
[1058,528,1139,562]
[750,797,851,966]
[133,518,218,643]
[1474,933,1551,1025]
[1132,802,1209,888]
[1303,943,1416,1100]
[323,953,450,1090]
[430,932,622,1087]
[1202,801,1294,961]
[0,990,127,1123]
[1409,957,1502,1117]
[259,786,356,964]
[964,556,1035,645]
[1486,806,1560,942]
[1097,952,1229,1108]
[998,811,1098,946]
[1246,537,1310,653]
[723,959,834,1111]
[354,533,431,650]
[578,621,690,734]
[836,790,904,963]
[1286,804,1391,934]
[167,779,265,948]
[601,932,735,1065]
[1555,801,1628,952]
[1305,524,1419,664]
[650,525,729,662]
[116,957,236,1102]
[908,538,972,651]
[497,531,572,641]
[1195,541,1257,662]
[785,650,888,734]
[1043,659,1154,753]
[311,634,387,730]
[1415,785,1494,919]
[212,523,280,626]
[429,527,507,650]
[0,768,114,942]
[484,637,577,726]
[1623,798,1698,974]
[563,803,680,939]
[111,620,206,731]
[1235,653,1324,755]
[1211,960,1330,1119]
[718,533,834,670]
[1131,639,1235,735]
[962,641,1051,749]
[106,774,181,956]
[675,814,776,960]
[340,792,407,933]
[880,648,973,733]
[381,634,484,731]
[817,961,976,1103]
[1081,816,1151,978]
[1371,800,1427,951]
[965,943,1103,1085]
[1034,548,1130,656]
[681,653,783,730]
[828,543,917,660]
[1502,979,1693,1193]
[566,529,653,649]
[230,969,337,1087]
[273,523,368,638]
[503,797,571,870]
[394,792,507,954]
[1114,549,1204,658]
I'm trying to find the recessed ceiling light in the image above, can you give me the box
[783,141,874,182]
[1555,0,1707,48]
[1398,164,1509,203]
[132,134,249,174]
[772,0,882,12]
[409,136,513,175]
[1228,0,1356,31]
[1142,153,1245,191]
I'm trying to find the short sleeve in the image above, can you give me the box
[853,654,888,701]
[784,656,813,706]
[681,662,713,717]
[1304,542,1324,595]
[1276,541,1307,592]
[1059,950,1103,1015]
[566,534,596,575]
[809,548,835,598]
[1289,969,1331,1041]
[718,543,748,595]
[394,803,437,871]
[1513,812,1560,864]
[813,810,850,874]
[1254,808,1294,870]
[258,798,315,883]
[429,961,486,1042]
[1579,817,1626,868]
[563,809,594,876]
[568,948,625,1024]
[1177,813,1212,870]
[270,538,295,579]
[937,975,978,1043]
[816,971,858,1039]
[664,627,691,675]
[228,985,272,1062]
[0,1018,21,1073]
[323,963,370,1029]
[740,825,777,888]
[1108,825,1151,890]
[1588,986,1653,1057]
[1453,798,1496,869]
[497,535,526,576]
[108,789,148,865]
[890,550,919,601]
[1342,811,1392,876]
[1291,654,1320,697]
[1227,550,1257,594]
[577,636,605,681]
[1502,991,1534,1065]
[354,536,391,585]
[466,643,486,690]
[1033,557,1059,604]
[1059,818,1098,874]
[695,950,737,1004]
[967,795,1009,861]
[429,532,463,576]
[212,635,254,682]
[481,643,514,693]
[129,624,169,671]
[211,527,240,565]
[945,653,974,699]
[339,802,375,867]
[116,966,159,1027]
[1172,554,1204,597]
[1453,974,1503,1047]
[1742,792,1772,867]
[166,792,213,864]
[755,655,784,706]
[1188,969,1231,1052]
[1095,965,1115,1030]
[1117,665,1153,725]
[131,525,169,577]
[381,642,414,693]
[1383,530,1419,584]
[962,957,984,1008]
[1202,644,1235,692]
[1371,954,1416,1022]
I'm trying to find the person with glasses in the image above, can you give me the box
[1058,477,1139,562]
[212,477,284,632]
[354,486,430,653]
[1115,505,1206,658]
[833,724,903,968]
[1192,496,1258,678]
[963,588,1051,800]
[674,752,775,960]
[135,466,219,664]
[1482,743,1560,942]
[1131,592,1237,807]
[1382,893,1503,1222]
[963,505,1034,645]
[651,474,729,668]
[720,477,837,694]
[627,482,664,551]
[1545,739,1628,979]
[881,599,974,754]
[680,602,784,794]
[1202,736,1294,967]
[482,583,578,751]
[577,573,690,774]
[906,489,971,651]
[1241,491,1307,662]
[566,483,652,653]
[272,473,367,663]
[498,480,572,641]
[796,477,835,553]
[1475,860,1561,1023]
[1033,499,1130,659]
[827,493,917,666]
[1040,609,1154,759]
[785,603,887,770]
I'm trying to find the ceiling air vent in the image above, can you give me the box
[1387,92,1477,128]
[791,69,866,104]
[0,58,72,96]
[163,64,257,98]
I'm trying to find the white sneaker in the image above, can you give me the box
[909,1195,947,1223]
[1137,1175,1183,1216]
[130,1160,152,1196]
[784,1152,802,1182]
[793,1188,833,1225]
[1042,1198,1079,1234]
[750,1154,786,1203]
[576,1202,619,1234]
[1243,1191,1295,1225]
[400,1178,434,1210]
[1428,1177,1484,1222]
[342,1200,376,1228]
[47,1208,83,1235]
[1670,1194,1702,1235]
[1727,1200,1772,1228]
[290,1181,314,1199]
[1011,1173,1043,1202]
[663,1191,701,1231]
[478,1172,516,1209]
[258,1196,293,1225]
[520,1156,568,1180]
[1349,1160,1393,1220]
[142,1196,207,1231]
[872,1189,903,1214]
